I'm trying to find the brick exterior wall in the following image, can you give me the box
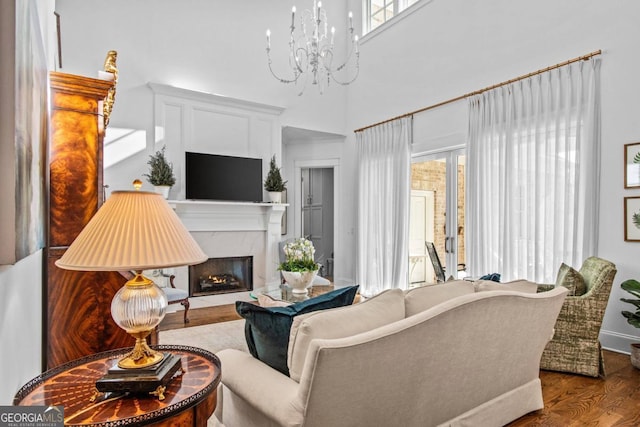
[410,161,466,271]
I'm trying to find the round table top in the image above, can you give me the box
[252,283,337,303]
[14,345,221,426]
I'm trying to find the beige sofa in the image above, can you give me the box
[214,281,567,427]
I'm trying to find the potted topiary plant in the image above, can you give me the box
[144,145,176,199]
[264,155,287,203]
[620,279,640,369]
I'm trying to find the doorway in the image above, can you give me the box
[410,149,466,283]
[409,190,435,284]
[301,167,334,281]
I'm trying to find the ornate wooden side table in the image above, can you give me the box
[14,345,221,426]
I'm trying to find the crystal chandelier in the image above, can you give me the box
[266,1,359,96]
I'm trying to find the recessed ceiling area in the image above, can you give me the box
[282,126,346,145]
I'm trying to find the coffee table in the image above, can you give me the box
[251,283,336,304]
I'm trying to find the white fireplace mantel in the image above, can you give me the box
[170,200,286,285]
[169,200,286,232]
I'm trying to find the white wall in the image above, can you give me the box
[56,0,358,282]
[0,252,43,404]
[55,0,350,193]
[347,0,640,353]
[52,0,640,354]
[0,0,54,404]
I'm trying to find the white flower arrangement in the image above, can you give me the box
[279,237,319,272]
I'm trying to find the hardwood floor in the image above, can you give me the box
[161,305,640,426]
[159,304,240,331]
[508,350,640,426]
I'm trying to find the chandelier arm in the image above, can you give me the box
[288,27,301,73]
[318,10,328,42]
[297,69,312,96]
[266,2,359,95]
[267,49,301,84]
[329,53,360,86]
[319,46,359,86]
[330,64,360,86]
[294,47,309,74]
[319,48,334,75]
[330,26,358,72]
[332,40,359,73]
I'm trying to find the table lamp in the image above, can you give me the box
[56,184,207,393]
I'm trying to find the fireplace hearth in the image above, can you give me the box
[190,256,253,297]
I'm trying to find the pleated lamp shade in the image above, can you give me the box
[56,190,207,271]
[55,190,206,370]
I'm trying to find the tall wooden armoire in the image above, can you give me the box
[46,71,133,369]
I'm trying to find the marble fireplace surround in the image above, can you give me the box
[147,83,287,309]
[167,200,285,308]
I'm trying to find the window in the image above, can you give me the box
[366,0,421,33]
[409,150,466,285]
[466,60,601,283]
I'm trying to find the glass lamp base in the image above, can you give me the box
[111,271,168,369]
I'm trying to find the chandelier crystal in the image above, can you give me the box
[266,1,359,96]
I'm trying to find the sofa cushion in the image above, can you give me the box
[287,288,405,382]
[556,263,586,296]
[475,279,539,294]
[236,285,359,376]
[256,294,291,307]
[404,281,475,317]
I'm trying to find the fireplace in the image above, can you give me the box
[189,256,253,297]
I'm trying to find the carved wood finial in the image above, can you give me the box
[103,50,118,128]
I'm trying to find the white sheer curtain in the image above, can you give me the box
[467,59,601,283]
[356,117,412,296]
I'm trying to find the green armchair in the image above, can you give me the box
[538,256,617,377]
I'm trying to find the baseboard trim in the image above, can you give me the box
[600,329,639,354]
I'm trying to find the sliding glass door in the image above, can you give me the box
[409,149,466,284]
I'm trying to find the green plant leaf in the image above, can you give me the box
[622,310,640,328]
[622,279,640,298]
[264,155,287,192]
[634,152,640,164]
[633,212,640,229]
[621,298,640,309]
[278,259,319,272]
[621,279,640,328]
[143,146,176,186]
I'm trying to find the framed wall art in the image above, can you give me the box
[10,1,48,264]
[624,142,640,188]
[624,196,640,241]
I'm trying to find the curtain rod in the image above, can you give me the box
[353,49,602,133]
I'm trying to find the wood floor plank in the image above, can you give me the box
[159,303,241,331]
[162,305,640,425]
[509,351,640,426]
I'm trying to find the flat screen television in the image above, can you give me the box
[185,152,263,202]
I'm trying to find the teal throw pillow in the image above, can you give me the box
[555,263,586,296]
[236,285,359,376]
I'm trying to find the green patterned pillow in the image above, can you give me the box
[555,263,586,296]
